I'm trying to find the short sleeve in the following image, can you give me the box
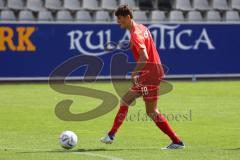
[131,32,146,53]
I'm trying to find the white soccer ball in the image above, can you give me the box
[59,131,78,149]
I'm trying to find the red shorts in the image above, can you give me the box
[131,75,162,102]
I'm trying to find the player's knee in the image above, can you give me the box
[120,99,129,106]
[120,97,135,106]
[146,111,154,118]
[146,110,158,118]
[146,111,151,117]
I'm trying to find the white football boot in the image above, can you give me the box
[100,135,114,144]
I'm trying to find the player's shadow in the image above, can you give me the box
[223,147,240,151]
[77,148,124,152]
[75,148,160,152]
[16,147,160,154]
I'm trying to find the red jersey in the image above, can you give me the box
[130,21,164,79]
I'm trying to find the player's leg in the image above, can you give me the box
[101,89,141,144]
[144,99,185,149]
[108,89,141,136]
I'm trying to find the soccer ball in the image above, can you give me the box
[59,131,78,149]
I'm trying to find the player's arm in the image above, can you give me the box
[131,48,149,79]
[131,31,149,79]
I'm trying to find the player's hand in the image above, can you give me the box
[131,72,139,85]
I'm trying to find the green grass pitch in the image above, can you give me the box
[0,80,240,160]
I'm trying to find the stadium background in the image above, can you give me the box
[1,0,240,80]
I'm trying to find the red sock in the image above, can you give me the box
[108,105,129,137]
[153,113,181,144]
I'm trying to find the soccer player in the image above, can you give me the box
[100,5,185,149]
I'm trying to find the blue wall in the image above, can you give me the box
[0,23,240,79]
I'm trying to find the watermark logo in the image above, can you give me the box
[125,109,192,122]
[49,54,174,121]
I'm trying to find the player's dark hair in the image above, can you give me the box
[115,5,133,19]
